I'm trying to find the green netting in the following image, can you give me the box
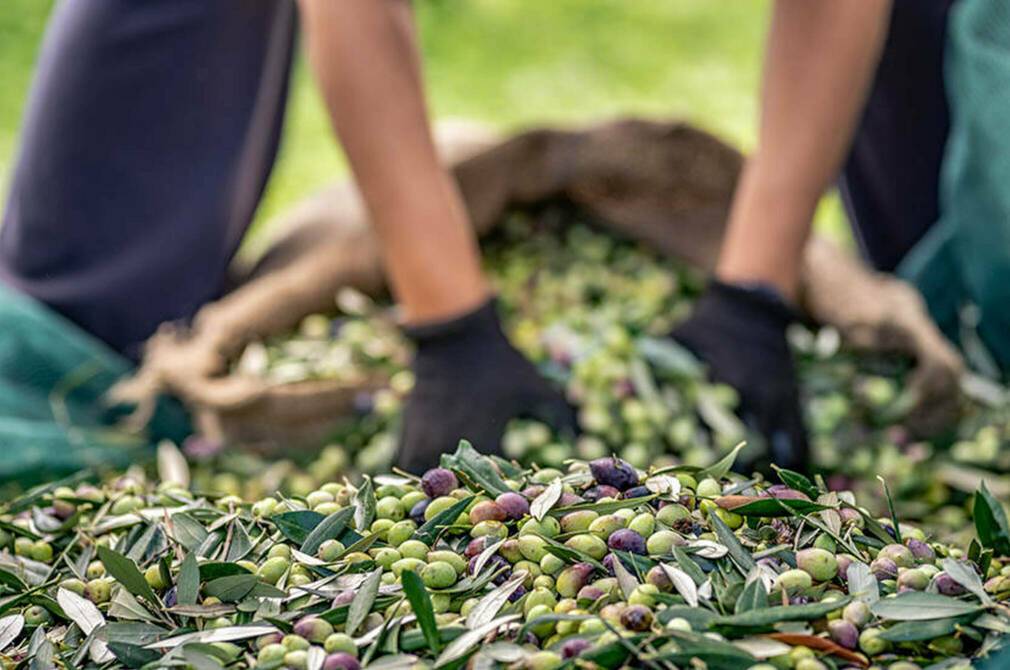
[0,282,190,486]
[898,0,1010,373]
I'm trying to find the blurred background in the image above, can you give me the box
[0,0,847,246]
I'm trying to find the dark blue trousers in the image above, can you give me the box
[841,0,958,272]
[0,0,297,358]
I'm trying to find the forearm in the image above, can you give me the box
[717,0,892,301]
[298,0,488,323]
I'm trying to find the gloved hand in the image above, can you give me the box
[671,279,809,471]
[398,298,577,473]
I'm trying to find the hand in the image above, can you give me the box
[671,280,809,471]
[397,298,577,473]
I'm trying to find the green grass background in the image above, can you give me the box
[0,0,847,243]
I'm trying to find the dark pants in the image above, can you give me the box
[841,0,957,272]
[0,0,297,358]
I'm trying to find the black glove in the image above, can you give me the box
[397,298,577,473]
[671,279,809,471]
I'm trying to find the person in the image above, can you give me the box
[0,0,574,473]
[673,0,959,469]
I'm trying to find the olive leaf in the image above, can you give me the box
[877,476,902,544]
[697,441,747,481]
[734,576,768,614]
[470,539,505,578]
[97,547,159,604]
[711,597,851,635]
[716,497,830,517]
[300,508,354,556]
[156,440,190,489]
[671,546,707,586]
[880,614,980,642]
[401,570,440,654]
[170,514,210,551]
[433,615,520,669]
[772,467,821,500]
[271,511,325,545]
[439,441,511,497]
[709,512,755,573]
[974,482,1010,556]
[108,587,156,623]
[539,535,605,571]
[144,625,278,649]
[203,575,258,603]
[871,592,982,621]
[57,588,104,634]
[846,562,879,605]
[660,563,698,607]
[610,552,639,599]
[546,495,656,518]
[412,497,474,546]
[941,558,991,605]
[345,567,382,637]
[652,631,756,670]
[530,479,563,522]
[0,614,23,652]
[465,571,526,630]
[353,477,376,532]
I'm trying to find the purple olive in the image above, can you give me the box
[51,501,76,520]
[352,392,374,415]
[622,486,652,500]
[561,639,592,659]
[469,555,510,585]
[559,492,584,506]
[577,585,606,602]
[465,537,494,558]
[838,508,862,524]
[495,492,530,520]
[646,565,672,591]
[499,539,523,563]
[293,616,334,643]
[589,457,639,491]
[333,591,356,606]
[905,538,936,562]
[602,554,616,576]
[584,485,621,502]
[469,501,507,524]
[522,485,546,499]
[762,485,811,501]
[508,584,527,603]
[608,529,647,555]
[163,586,178,608]
[869,557,897,581]
[323,653,360,670]
[835,554,856,579]
[421,468,458,498]
[409,499,430,526]
[620,604,653,631]
[828,620,859,650]
[935,572,966,596]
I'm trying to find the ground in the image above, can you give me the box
[0,0,847,245]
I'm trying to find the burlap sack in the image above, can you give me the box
[111,118,964,451]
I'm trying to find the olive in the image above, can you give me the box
[420,469,458,498]
[589,457,639,491]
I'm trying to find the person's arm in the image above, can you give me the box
[297,0,487,324]
[717,0,892,302]
[672,1,893,470]
[297,0,574,471]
